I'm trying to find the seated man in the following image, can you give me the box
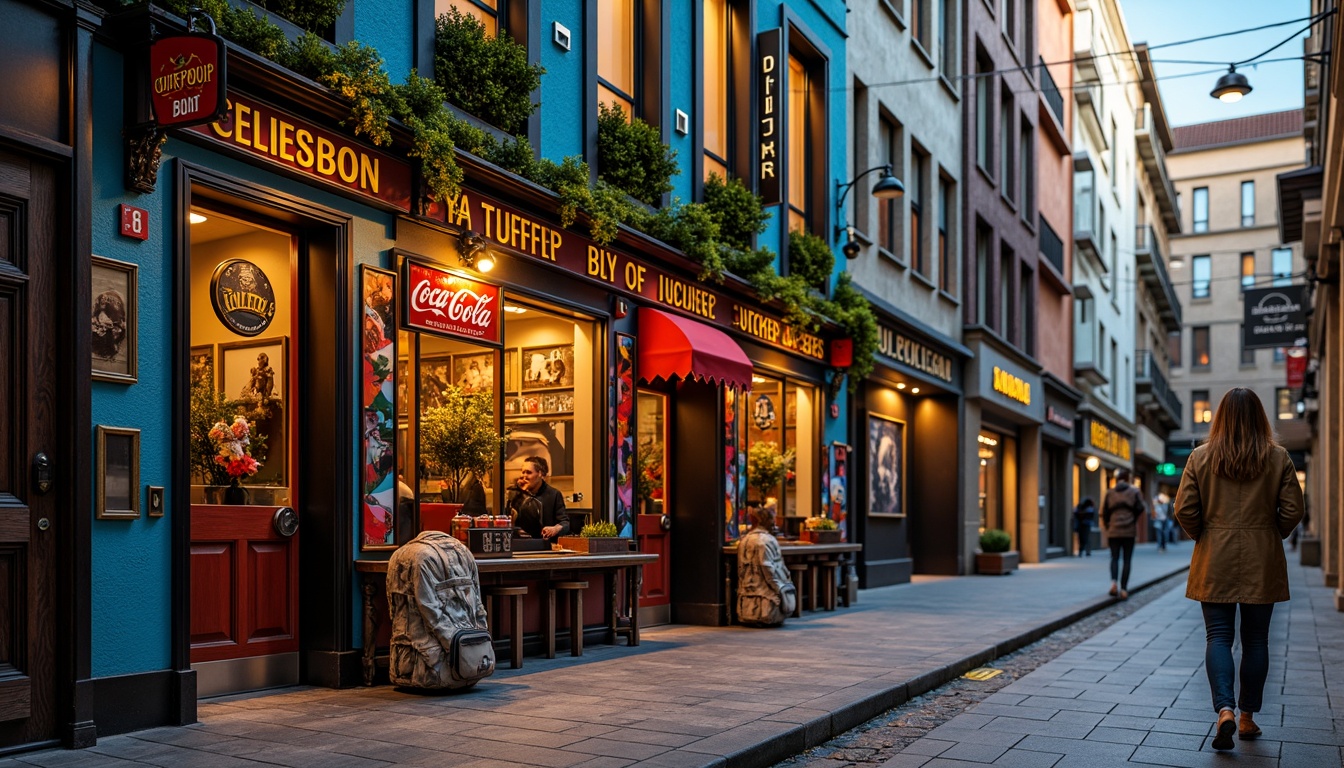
[736,502,796,627]
[507,456,569,542]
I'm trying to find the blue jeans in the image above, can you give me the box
[1201,602,1275,713]
[1108,537,1134,589]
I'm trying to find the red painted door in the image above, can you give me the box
[190,505,299,663]
[637,514,670,607]
[0,150,60,748]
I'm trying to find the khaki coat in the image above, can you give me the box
[1175,444,1304,604]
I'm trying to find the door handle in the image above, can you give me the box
[33,452,52,494]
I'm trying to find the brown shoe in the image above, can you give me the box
[1239,712,1262,740]
[1212,709,1236,750]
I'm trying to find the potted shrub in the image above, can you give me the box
[558,521,630,554]
[419,385,507,526]
[976,529,1019,575]
[801,516,841,544]
[747,441,795,505]
[635,442,664,517]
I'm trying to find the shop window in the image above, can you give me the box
[1192,390,1212,429]
[403,298,598,522]
[1191,255,1211,299]
[739,373,817,525]
[1191,326,1210,369]
[701,0,748,184]
[188,209,294,504]
[977,431,1002,533]
[636,390,667,515]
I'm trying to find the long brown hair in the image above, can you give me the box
[1205,388,1276,481]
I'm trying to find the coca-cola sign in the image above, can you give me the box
[402,261,502,345]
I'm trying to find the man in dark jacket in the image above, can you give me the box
[508,456,569,542]
[1102,469,1146,600]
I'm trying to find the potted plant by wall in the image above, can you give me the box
[801,516,841,544]
[747,441,795,505]
[419,385,507,525]
[558,521,630,554]
[975,529,1019,575]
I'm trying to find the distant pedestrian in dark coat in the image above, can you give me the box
[1072,497,1096,557]
[1175,388,1304,751]
[1102,469,1145,600]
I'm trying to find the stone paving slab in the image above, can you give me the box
[6,546,1188,768]
[887,546,1344,766]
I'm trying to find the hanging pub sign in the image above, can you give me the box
[402,260,502,345]
[1286,347,1308,389]
[756,29,783,206]
[1242,285,1308,350]
[148,22,227,129]
[210,259,276,337]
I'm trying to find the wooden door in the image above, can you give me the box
[0,151,59,746]
[636,514,671,608]
[189,505,299,663]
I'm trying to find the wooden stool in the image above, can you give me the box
[546,580,588,658]
[786,564,808,618]
[817,560,839,611]
[483,584,528,669]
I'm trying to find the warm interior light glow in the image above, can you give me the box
[189,212,208,224]
[751,375,768,384]
[910,387,920,394]
[896,382,906,390]
[476,253,495,272]
[1084,456,1101,472]
[503,304,528,314]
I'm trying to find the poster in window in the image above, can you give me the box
[867,414,905,518]
[521,344,574,390]
[419,355,452,412]
[505,419,573,478]
[360,265,398,549]
[91,256,138,383]
[452,352,495,395]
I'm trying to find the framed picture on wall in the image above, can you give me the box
[452,352,495,395]
[190,344,215,390]
[96,425,140,519]
[503,349,519,393]
[396,359,410,416]
[520,344,574,390]
[419,354,452,412]
[91,255,138,384]
[867,414,905,518]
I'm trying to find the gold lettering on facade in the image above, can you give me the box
[205,100,383,192]
[992,366,1031,405]
[1089,421,1132,461]
[879,326,954,382]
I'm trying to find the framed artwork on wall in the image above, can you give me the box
[96,425,141,519]
[91,255,138,384]
[452,352,494,395]
[867,414,905,518]
[190,344,215,390]
[419,354,452,412]
[503,349,519,393]
[520,344,575,390]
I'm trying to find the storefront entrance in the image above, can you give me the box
[0,151,61,747]
[636,390,671,625]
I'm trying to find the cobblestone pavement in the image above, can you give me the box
[773,573,1189,768]
[1,546,1189,768]
[819,547,1344,767]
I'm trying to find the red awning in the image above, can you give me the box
[638,308,753,389]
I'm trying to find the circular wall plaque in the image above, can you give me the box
[211,259,277,337]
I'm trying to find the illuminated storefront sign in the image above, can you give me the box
[402,261,502,345]
[878,326,954,382]
[755,29,783,206]
[992,366,1031,405]
[188,93,413,212]
[149,31,227,128]
[427,189,830,363]
[1087,419,1132,461]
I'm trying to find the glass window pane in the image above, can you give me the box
[1193,390,1212,427]
[1192,255,1211,299]
[1167,330,1181,366]
[597,83,633,119]
[703,154,728,184]
[598,0,635,98]
[741,373,816,529]
[1241,180,1255,227]
[1276,388,1294,420]
[1192,326,1210,368]
[703,0,728,161]
[787,54,808,222]
[439,1,498,37]
[1193,187,1208,232]
[878,117,895,250]
[1241,253,1255,288]
[1272,248,1293,286]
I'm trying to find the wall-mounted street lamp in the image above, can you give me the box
[1084,455,1101,472]
[458,230,495,273]
[834,164,905,259]
[1210,65,1252,103]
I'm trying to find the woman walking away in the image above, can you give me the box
[1175,388,1304,751]
[1072,497,1096,556]
[1102,469,1145,599]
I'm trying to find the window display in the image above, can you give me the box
[737,373,817,528]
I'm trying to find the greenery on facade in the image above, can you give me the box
[147,0,879,385]
[596,103,679,206]
[434,8,544,135]
[979,529,1013,553]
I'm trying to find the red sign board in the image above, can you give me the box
[119,204,149,240]
[403,261,502,345]
[149,33,227,128]
[186,93,413,213]
[1286,347,1308,389]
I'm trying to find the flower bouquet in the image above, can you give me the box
[209,416,261,503]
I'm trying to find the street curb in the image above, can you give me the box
[721,563,1191,768]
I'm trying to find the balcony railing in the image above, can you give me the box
[1135,348,1182,430]
[1134,225,1183,332]
[1040,217,1064,275]
[1040,57,1064,126]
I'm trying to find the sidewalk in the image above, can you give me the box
[4,545,1189,768]
[882,547,1343,767]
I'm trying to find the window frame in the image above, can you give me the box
[938,172,954,295]
[1192,389,1212,429]
[877,110,903,256]
[1272,247,1293,286]
[910,143,929,274]
[1241,252,1256,290]
[1191,325,1211,369]
[1191,255,1211,300]
[780,15,831,243]
[588,0,666,174]
[1192,186,1209,233]
[696,0,751,192]
[1240,180,1255,227]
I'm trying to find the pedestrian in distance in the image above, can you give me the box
[1102,468,1145,600]
[1072,497,1096,557]
[1151,491,1173,552]
[1174,387,1304,752]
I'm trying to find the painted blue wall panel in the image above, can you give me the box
[539,0,585,160]
[666,5,694,203]
[356,0,415,84]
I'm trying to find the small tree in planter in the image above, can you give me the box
[976,529,1019,575]
[420,385,507,507]
[747,441,795,504]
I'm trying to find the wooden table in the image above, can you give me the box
[721,541,862,622]
[354,552,658,686]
